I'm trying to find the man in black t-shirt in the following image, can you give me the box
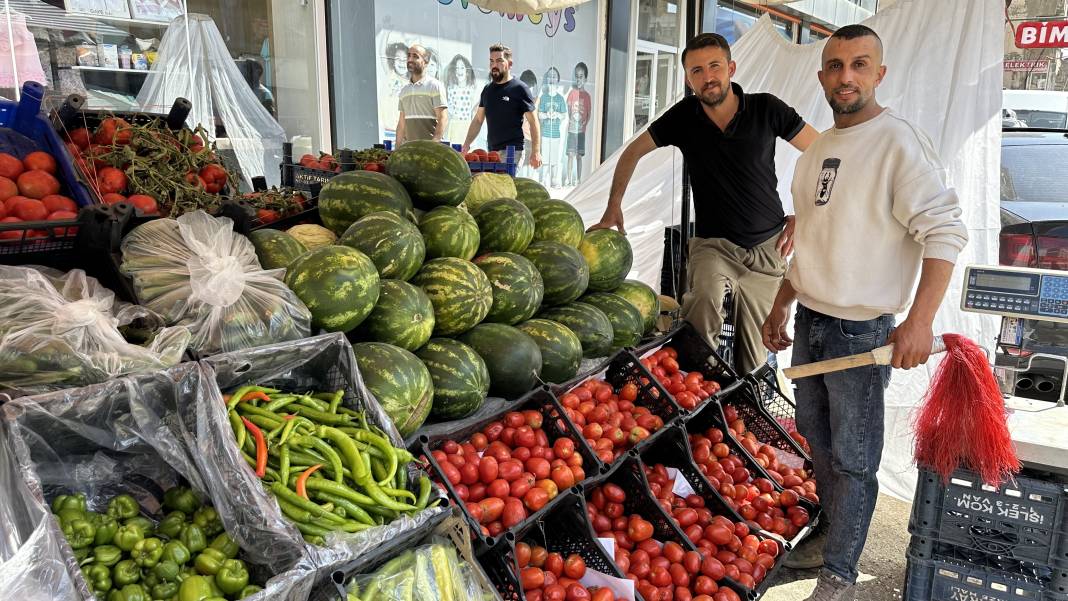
[462,44,543,169]
[590,33,818,376]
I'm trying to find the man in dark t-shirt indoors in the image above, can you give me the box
[462,43,543,170]
[590,32,818,376]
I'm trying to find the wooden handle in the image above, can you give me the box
[781,336,946,380]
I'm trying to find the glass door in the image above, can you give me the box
[633,49,654,131]
[628,40,679,139]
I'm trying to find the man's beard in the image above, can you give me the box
[827,87,865,114]
[490,68,505,82]
[408,62,423,76]
[697,82,728,108]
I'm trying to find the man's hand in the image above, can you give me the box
[529,151,543,169]
[761,301,793,352]
[887,318,934,370]
[776,215,796,258]
[588,206,626,235]
[461,143,471,153]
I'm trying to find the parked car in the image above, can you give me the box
[997,128,1068,401]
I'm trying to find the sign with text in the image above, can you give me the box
[1016,20,1068,48]
[1004,59,1051,71]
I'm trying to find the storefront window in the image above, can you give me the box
[702,0,794,44]
[637,0,679,47]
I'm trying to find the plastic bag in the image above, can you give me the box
[120,211,311,356]
[0,265,189,393]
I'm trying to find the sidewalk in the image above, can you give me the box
[761,493,912,601]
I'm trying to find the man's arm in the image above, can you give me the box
[887,258,954,369]
[462,107,485,153]
[587,131,659,234]
[762,278,798,352]
[433,107,448,141]
[788,124,819,152]
[525,111,542,168]
[395,111,406,146]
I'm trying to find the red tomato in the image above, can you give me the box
[520,567,545,591]
[479,456,499,483]
[17,170,60,199]
[0,153,23,179]
[563,554,586,579]
[516,542,532,567]
[94,117,133,145]
[13,198,47,221]
[627,517,653,542]
[530,545,548,567]
[510,472,536,498]
[479,497,505,523]
[590,588,613,601]
[41,195,77,214]
[544,584,567,601]
[565,583,591,601]
[68,128,91,150]
[524,487,550,512]
[22,151,56,174]
[502,497,527,528]
[544,552,564,577]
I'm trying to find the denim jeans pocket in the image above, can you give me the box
[837,317,882,340]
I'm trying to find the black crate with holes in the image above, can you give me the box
[905,539,1068,601]
[633,320,739,412]
[720,374,812,464]
[746,364,799,434]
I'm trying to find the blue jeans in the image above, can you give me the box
[792,304,895,584]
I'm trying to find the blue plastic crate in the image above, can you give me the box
[382,140,518,176]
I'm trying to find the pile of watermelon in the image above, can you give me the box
[248,141,661,437]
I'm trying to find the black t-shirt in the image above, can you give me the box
[648,82,804,248]
[479,78,535,151]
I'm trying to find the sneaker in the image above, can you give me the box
[804,571,854,601]
[784,533,826,569]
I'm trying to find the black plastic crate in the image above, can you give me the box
[904,543,1068,601]
[633,320,739,411]
[747,363,799,434]
[910,466,1068,570]
[719,374,812,463]
[416,387,601,550]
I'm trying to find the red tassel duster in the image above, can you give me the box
[913,333,1020,486]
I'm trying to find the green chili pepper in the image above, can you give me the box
[163,487,201,515]
[154,558,182,583]
[328,389,345,414]
[178,524,207,554]
[90,513,119,546]
[214,559,249,595]
[238,584,263,598]
[131,537,164,568]
[192,507,223,538]
[208,532,240,559]
[155,511,187,540]
[193,548,227,576]
[288,405,353,425]
[124,516,154,533]
[279,444,291,488]
[112,559,141,586]
[52,493,87,514]
[225,386,256,411]
[415,475,432,510]
[84,561,113,595]
[107,495,141,520]
[161,540,191,566]
[269,482,345,523]
[114,523,145,552]
[229,410,249,454]
[151,580,180,600]
[92,544,123,567]
[278,415,300,446]
[62,517,97,549]
[290,435,344,484]
[312,491,375,525]
[178,575,215,601]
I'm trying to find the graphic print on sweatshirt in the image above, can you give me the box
[815,158,841,206]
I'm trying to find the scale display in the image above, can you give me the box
[963,265,1068,323]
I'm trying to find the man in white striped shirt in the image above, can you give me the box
[396,45,448,145]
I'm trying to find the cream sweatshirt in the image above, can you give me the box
[786,109,969,321]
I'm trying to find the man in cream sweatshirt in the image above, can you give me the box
[761,25,968,601]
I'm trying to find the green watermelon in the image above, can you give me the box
[339,211,426,281]
[318,171,415,235]
[387,140,472,208]
[463,173,517,213]
[411,257,493,336]
[417,338,489,420]
[352,342,433,437]
[613,280,660,334]
[529,199,584,247]
[522,241,589,306]
[357,280,435,351]
[419,206,480,260]
[459,323,542,399]
[284,246,380,332]
[579,229,634,292]
[581,292,643,351]
[473,252,544,325]
[514,177,550,207]
[248,229,306,270]
[538,302,613,358]
[473,198,535,254]
[516,319,583,383]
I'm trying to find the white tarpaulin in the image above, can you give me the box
[566,0,1003,501]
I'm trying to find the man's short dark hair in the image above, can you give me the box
[681,33,731,66]
[830,24,882,45]
[489,43,512,60]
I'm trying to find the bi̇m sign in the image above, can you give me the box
[1016,20,1068,49]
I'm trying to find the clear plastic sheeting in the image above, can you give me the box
[120,211,311,357]
[0,265,189,395]
[136,13,287,188]
[0,519,83,601]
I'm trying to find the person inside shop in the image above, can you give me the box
[461,44,543,170]
[588,32,818,376]
[396,44,449,145]
[761,25,967,601]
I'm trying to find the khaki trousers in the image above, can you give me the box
[681,235,787,375]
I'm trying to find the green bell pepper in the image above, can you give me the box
[108,583,147,601]
[83,561,113,595]
[132,537,164,568]
[61,517,97,549]
[161,540,191,566]
[107,494,141,521]
[91,513,119,546]
[193,548,226,576]
[141,570,160,591]
[92,544,123,567]
[52,493,87,514]
[238,584,263,599]
[151,580,179,600]
[208,533,239,560]
[155,511,187,540]
[192,507,223,538]
[114,523,145,552]
[163,487,200,516]
[214,559,249,595]
[177,575,215,601]
[154,559,181,583]
[205,598,226,601]
[124,516,155,533]
[178,524,207,554]
[56,507,87,526]
[112,559,141,586]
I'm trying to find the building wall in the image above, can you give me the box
[1004,0,1067,91]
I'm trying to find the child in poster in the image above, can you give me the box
[565,61,591,187]
[537,66,566,189]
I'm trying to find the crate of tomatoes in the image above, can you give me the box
[634,321,737,412]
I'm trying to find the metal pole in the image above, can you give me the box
[677,0,701,301]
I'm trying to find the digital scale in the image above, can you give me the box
[962,265,1068,323]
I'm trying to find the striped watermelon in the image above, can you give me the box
[248,229,306,270]
[581,292,643,351]
[417,338,489,420]
[387,140,472,208]
[538,302,613,358]
[474,198,535,254]
[613,279,660,334]
[579,229,634,292]
[411,257,493,336]
[473,252,544,325]
[284,246,380,332]
[529,199,584,247]
[356,279,435,351]
[514,177,550,207]
[463,173,517,213]
[352,342,433,437]
[522,241,589,306]
[459,323,542,399]
[516,319,582,383]
[419,206,480,260]
[319,171,415,235]
[339,211,426,281]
